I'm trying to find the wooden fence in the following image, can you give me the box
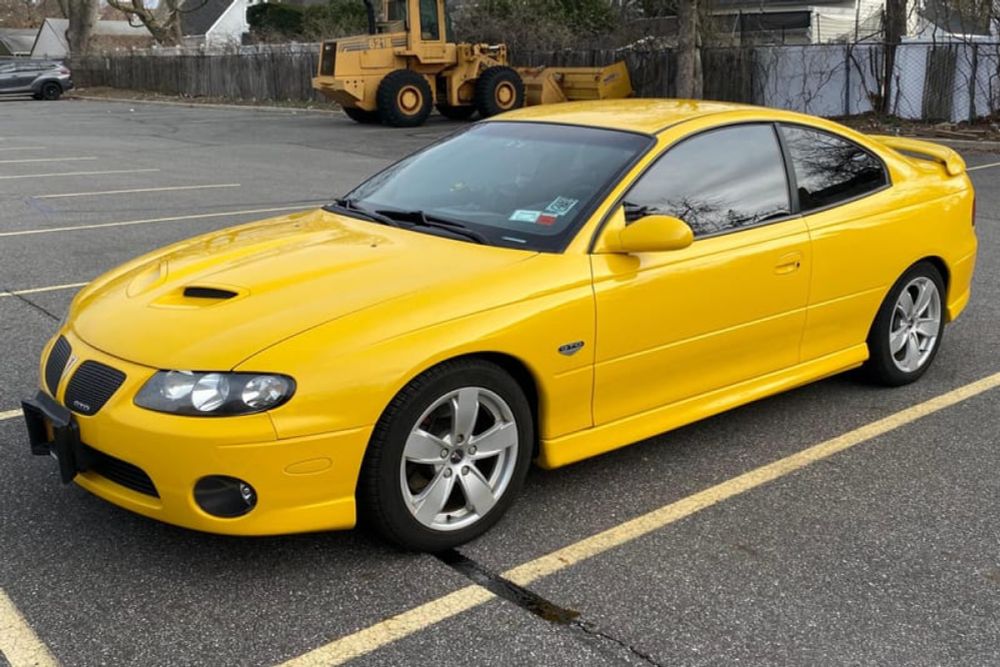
[74,45,324,101]
[72,42,1000,122]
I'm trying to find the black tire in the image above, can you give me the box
[359,359,534,552]
[864,261,946,387]
[474,66,525,118]
[342,106,379,124]
[376,70,433,128]
[39,82,62,101]
[435,103,476,121]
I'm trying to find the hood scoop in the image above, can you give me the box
[149,284,248,309]
[183,286,239,300]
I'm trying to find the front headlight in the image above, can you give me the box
[135,371,295,416]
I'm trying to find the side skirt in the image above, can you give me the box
[536,344,868,469]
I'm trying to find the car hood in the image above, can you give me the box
[71,209,536,369]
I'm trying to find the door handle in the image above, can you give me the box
[774,251,803,275]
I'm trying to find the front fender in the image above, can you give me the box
[239,256,596,443]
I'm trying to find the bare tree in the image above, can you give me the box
[104,0,207,46]
[675,0,703,98]
[59,0,99,56]
[882,0,906,114]
[0,0,65,28]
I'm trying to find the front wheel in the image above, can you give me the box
[474,66,525,118]
[864,261,946,386]
[359,359,533,551]
[376,69,433,128]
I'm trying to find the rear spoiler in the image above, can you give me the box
[870,135,966,176]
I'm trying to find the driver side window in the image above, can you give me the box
[625,124,791,237]
[419,0,440,39]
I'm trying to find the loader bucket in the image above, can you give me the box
[515,61,633,107]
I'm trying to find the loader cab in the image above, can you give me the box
[373,0,451,43]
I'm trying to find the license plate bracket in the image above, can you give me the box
[21,391,86,484]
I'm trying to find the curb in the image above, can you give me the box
[69,94,342,116]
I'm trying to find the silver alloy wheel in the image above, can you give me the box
[889,276,942,373]
[400,386,519,532]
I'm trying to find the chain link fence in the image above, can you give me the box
[72,40,1000,123]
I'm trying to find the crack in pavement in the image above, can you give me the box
[0,287,59,321]
[437,548,664,666]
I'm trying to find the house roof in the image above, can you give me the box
[31,19,150,57]
[0,28,38,55]
[180,0,236,37]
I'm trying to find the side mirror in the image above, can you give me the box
[602,213,694,254]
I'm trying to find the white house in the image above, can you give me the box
[180,0,268,47]
[710,0,886,44]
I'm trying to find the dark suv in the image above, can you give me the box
[0,59,73,100]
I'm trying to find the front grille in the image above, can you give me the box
[82,444,159,498]
[64,361,126,416]
[320,41,336,76]
[45,336,71,395]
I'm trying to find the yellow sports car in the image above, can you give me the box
[22,100,976,551]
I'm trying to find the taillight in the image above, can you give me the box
[58,67,69,75]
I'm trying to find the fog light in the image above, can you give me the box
[194,476,257,518]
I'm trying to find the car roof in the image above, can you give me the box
[493,99,761,135]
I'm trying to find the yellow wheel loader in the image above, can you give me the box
[312,0,633,127]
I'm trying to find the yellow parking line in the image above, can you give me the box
[33,184,241,199]
[968,161,1000,172]
[0,168,160,181]
[0,157,97,165]
[0,409,21,422]
[0,588,58,667]
[0,282,88,299]
[0,204,320,238]
[281,370,1000,667]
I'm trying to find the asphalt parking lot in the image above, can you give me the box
[1,97,999,667]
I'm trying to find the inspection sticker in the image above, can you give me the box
[537,214,558,226]
[509,209,541,223]
[545,196,578,216]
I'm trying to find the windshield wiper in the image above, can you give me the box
[326,198,404,228]
[375,209,487,244]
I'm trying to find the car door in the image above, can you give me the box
[0,63,17,92]
[591,123,812,426]
[777,123,893,362]
[8,62,37,92]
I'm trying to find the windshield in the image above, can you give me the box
[344,122,652,252]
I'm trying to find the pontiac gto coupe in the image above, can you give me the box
[23,100,977,551]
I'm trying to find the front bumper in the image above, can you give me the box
[25,330,372,535]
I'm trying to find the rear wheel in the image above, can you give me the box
[436,103,476,121]
[359,359,533,551]
[376,70,433,128]
[864,261,945,386]
[342,106,379,124]
[39,82,62,101]
[474,66,524,118]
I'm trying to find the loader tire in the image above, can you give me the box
[343,106,379,124]
[435,103,476,121]
[376,70,433,128]
[474,66,524,118]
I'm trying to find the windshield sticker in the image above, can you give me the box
[545,197,579,217]
[537,214,557,226]
[509,209,541,223]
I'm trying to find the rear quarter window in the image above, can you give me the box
[780,124,888,213]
